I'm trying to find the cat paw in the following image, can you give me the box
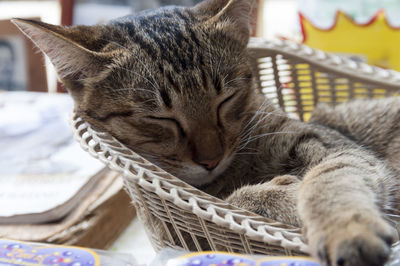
[309,216,396,266]
[225,175,301,226]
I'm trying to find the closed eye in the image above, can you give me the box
[217,91,239,126]
[86,110,133,122]
[145,116,185,137]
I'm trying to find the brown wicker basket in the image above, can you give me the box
[70,38,400,256]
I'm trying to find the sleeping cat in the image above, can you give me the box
[12,0,400,265]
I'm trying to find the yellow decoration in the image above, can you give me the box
[300,10,400,70]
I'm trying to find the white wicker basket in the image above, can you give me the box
[70,38,400,255]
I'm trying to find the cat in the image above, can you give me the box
[12,0,400,265]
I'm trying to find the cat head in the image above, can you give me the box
[12,0,258,186]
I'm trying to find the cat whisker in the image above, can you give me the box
[240,98,276,132]
[238,131,298,151]
[240,101,285,134]
[240,117,267,141]
[224,77,252,87]
[251,110,288,118]
[244,131,298,142]
[239,121,267,146]
[240,107,269,137]
[221,73,230,85]
[239,108,283,141]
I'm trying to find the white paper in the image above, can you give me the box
[0,92,104,220]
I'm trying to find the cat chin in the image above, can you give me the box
[178,172,219,187]
[176,157,233,187]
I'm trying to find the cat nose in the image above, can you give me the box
[195,154,223,171]
[190,127,224,171]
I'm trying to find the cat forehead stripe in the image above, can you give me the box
[159,89,172,108]
[116,9,203,72]
[112,10,214,95]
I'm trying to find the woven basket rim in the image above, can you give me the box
[70,113,307,252]
[248,38,400,91]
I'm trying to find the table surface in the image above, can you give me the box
[111,217,156,266]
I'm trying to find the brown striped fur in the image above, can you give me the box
[12,1,400,265]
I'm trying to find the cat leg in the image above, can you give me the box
[225,175,301,227]
[298,149,397,266]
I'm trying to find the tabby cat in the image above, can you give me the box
[12,0,400,265]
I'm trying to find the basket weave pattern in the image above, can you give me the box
[71,38,400,255]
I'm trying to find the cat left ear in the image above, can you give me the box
[11,18,112,91]
[192,0,256,44]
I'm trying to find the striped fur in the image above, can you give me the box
[12,1,400,265]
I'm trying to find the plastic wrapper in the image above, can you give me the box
[152,245,400,266]
[0,239,138,266]
[151,248,319,266]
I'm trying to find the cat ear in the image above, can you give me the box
[11,18,112,90]
[192,0,256,44]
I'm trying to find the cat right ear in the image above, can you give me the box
[11,18,112,91]
[192,0,256,44]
